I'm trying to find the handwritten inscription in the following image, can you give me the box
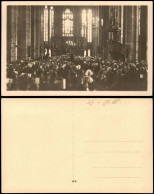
[87,99,121,106]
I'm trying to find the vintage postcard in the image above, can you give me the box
[2,98,153,193]
[1,1,153,96]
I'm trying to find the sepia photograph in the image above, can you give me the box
[1,1,153,96]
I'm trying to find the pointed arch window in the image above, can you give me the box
[50,6,54,38]
[44,6,48,41]
[62,9,73,36]
[44,6,54,41]
[138,6,141,36]
[81,9,87,38]
[87,9,92,42]
[81,9,92,42]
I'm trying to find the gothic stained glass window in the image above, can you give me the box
[50,6,54,38]
[138,6,141,36]
[62,9,73,37]
[81,10,87,38]
[44,6,54,41]
[81,9,92,42]
[87,9,92,42]
[44,6,48,41]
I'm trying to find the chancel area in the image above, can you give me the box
[7,5,148,91]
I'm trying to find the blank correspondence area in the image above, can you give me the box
[1,98,153,193]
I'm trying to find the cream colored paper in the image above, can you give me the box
[2,98,153,193]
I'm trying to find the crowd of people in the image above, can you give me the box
[7,55,147,91]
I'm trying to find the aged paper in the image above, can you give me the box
[1,1,153,96]
[2,98,153,193]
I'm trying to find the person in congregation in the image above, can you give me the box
[6,55,147,91]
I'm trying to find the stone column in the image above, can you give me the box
[136,6,139,61]
[26,6,31,60]
[96,6,100,55]
[31,6,34,59]
[10,6,18,61]
[34,6,37,59]
[92,6,99,56]
[103,6,109,59]
[47,6,50,56]
[7,6,12,62]
[36,6,41,58]
[124,6,136,60]
[20,6,26,60]
[120,6,124,43]
[40,6,44,58]
[140,6,147,61]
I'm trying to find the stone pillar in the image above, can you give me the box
[40,6,44,58]
[20,6,27,60]
[103,6,109,59]
[92,6,99,56]
[34,6,37,59]
[136,6,139,61]
[10,6,18,61]
[92,7,95,56]
[124,6,136,60]
[47,6,50,56]
[120,6,124,43]
[31,6,34,59]
[96,6,100,55]
[26,6,31,60]
[76,7,81,55]
[140,6,147,61]
[55,7,62,37]
[123,6,127,45]
[7,6,12,62]
[36,6,41,58]
[74,6,77,37]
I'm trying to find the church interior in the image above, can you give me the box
[7,5,148,91]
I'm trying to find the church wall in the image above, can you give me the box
[7,5,147,62]
[140,6,147,61]
[7,6,12,62]
[33,6,37,59]
[20,6,27,60]
[26,6,31,60]
[124,6,137,60]
[9,6,18,62]
[31,6,34,59]
[40,6,44,58]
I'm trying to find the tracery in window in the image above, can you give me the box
[62,9,73,37]
[138,6,141,36]
[50,6,54,38]
[44,6,48,41]
[81,9,92,42]
[81,9,87,38]
[87,9,92,42]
